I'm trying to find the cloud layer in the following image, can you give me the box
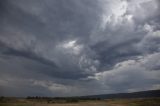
[0,0,160,96]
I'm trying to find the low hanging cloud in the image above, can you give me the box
[0,0,160,96]
[92,53,160,93]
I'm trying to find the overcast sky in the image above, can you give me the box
[0,0,160,97]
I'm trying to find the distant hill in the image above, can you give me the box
[82,89,160,99]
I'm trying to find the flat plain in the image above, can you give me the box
[0,97,160,106]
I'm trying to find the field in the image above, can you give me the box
[0,97,160,106]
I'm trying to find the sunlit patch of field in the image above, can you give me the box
[106,98,160,106]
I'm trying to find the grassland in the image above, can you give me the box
[106,98,160,106]
[0,97,160,106]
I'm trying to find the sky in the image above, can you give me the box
[0,0,160,97]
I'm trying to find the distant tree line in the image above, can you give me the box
[0,96,5,102]
[0,96,18,103]
[26,96,101,103]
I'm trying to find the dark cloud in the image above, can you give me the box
[0,0,160,96]
[0,41,58,68]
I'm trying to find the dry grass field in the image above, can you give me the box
[0,100,107,106]
[106,98,160,106]
[0,97,160,106]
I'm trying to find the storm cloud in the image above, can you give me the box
[0,0,160,97]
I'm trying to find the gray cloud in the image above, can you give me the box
[0,0,160,96]
[92,53,160,93]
